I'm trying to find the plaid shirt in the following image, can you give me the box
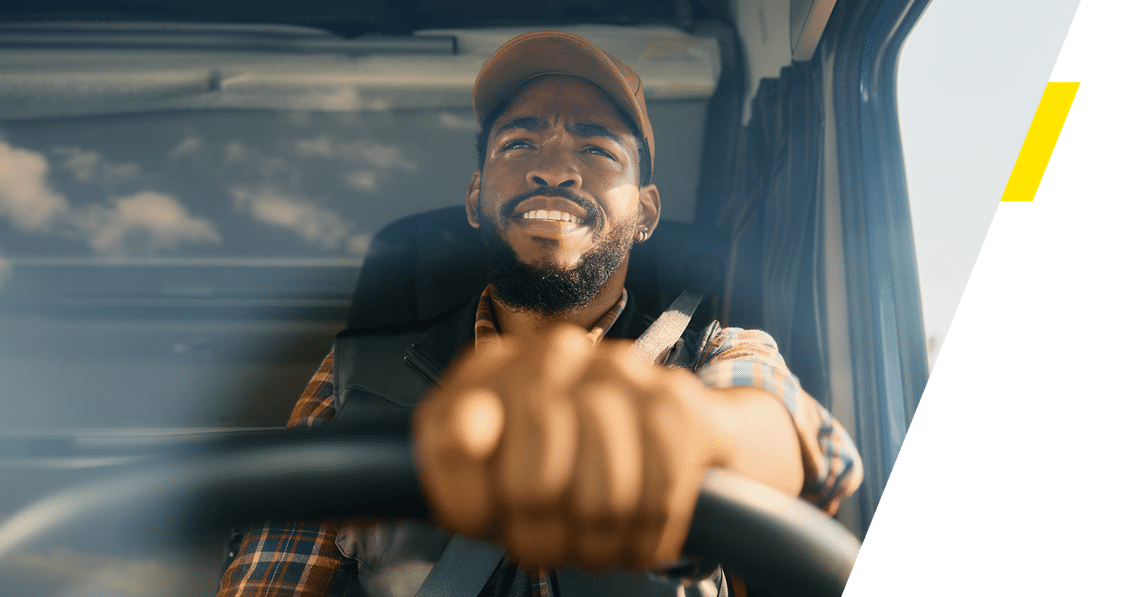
[217,288,862,597]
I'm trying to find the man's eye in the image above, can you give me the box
[502,140,531,151]
[584,146,614,159]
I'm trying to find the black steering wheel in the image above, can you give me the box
[0,430,860,597]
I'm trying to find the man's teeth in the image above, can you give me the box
[521,210,583,224]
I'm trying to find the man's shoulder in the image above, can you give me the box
[331,296,480,394]
[337,298,477,340]
[327,297,480,429]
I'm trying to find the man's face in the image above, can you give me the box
[467,75,660,313]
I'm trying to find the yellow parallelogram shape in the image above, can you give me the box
[1001,82,1080,202]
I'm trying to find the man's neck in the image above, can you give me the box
[491,273,626,340]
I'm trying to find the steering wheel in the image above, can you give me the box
[0,430,860,597]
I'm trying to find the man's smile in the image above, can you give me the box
[520,209,583,225]
[506,194,596,239]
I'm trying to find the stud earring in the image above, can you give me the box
[637,229,649,242]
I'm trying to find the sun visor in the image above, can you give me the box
[0,23,719,120]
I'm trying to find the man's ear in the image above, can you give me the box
[466,171,481,229]
[637,183,662,240]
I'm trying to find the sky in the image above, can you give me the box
[897,0,1081,366]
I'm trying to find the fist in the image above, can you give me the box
[412,325,726,571]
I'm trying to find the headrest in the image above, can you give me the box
[346,206,727,330]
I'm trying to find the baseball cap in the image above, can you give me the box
[472,30,655,169]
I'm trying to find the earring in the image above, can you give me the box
[637,228,649,242]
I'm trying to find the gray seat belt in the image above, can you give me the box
[628,290,703,364]
[413,290,703,597]
[414,534,507,597]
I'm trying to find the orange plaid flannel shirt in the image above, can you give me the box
[217,288,862,597]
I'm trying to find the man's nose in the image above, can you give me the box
[530,174,578,188]
[528,147,582,189]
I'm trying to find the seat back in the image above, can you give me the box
[346,205,728,329]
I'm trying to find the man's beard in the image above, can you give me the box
[477,189,636,316]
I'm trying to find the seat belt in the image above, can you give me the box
[628,290,703,364]
[412,291,703,597]
[413,534,507,597]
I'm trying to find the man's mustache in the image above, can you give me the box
[500,187,601,223]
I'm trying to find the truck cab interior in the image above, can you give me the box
[0,0,930,595]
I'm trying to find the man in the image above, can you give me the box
[218,30,861,597]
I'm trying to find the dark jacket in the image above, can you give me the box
[329,294,729,597]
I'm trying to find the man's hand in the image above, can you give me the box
[413,325,802,571]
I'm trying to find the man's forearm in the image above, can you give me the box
[706,386,805,496]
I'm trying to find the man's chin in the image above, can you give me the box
[517,254,587,274]
[485,256,600,316]
[479,228,630,316]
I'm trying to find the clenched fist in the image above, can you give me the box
[413,324,802,571]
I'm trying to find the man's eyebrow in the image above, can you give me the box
[568,122,620,143]
[495,117,549,136]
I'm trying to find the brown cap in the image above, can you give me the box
[473,30,654,169]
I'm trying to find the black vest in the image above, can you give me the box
[329,294,729,597]
[330,294,717,428]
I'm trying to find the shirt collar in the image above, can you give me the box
[474,286,628,352]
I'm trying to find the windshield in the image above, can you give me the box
[0,22,722,596]
[0,22,719,428]
[1,108,477,262]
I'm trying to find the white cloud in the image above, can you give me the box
[72,191,221,256]
[0,140,69,231]
[348,232,372,255]
[294,137,417,171]
[53,146,141,184]
[353,141,417,171]
[1,139,221,257]
[232,187,357,251]
[220,141,290,179]
[345,170,377,191]
[0,246,11,286]
[169,136,203,158]
[438,112,479,131]
[55,146,99,181]
[223,141,247,165]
